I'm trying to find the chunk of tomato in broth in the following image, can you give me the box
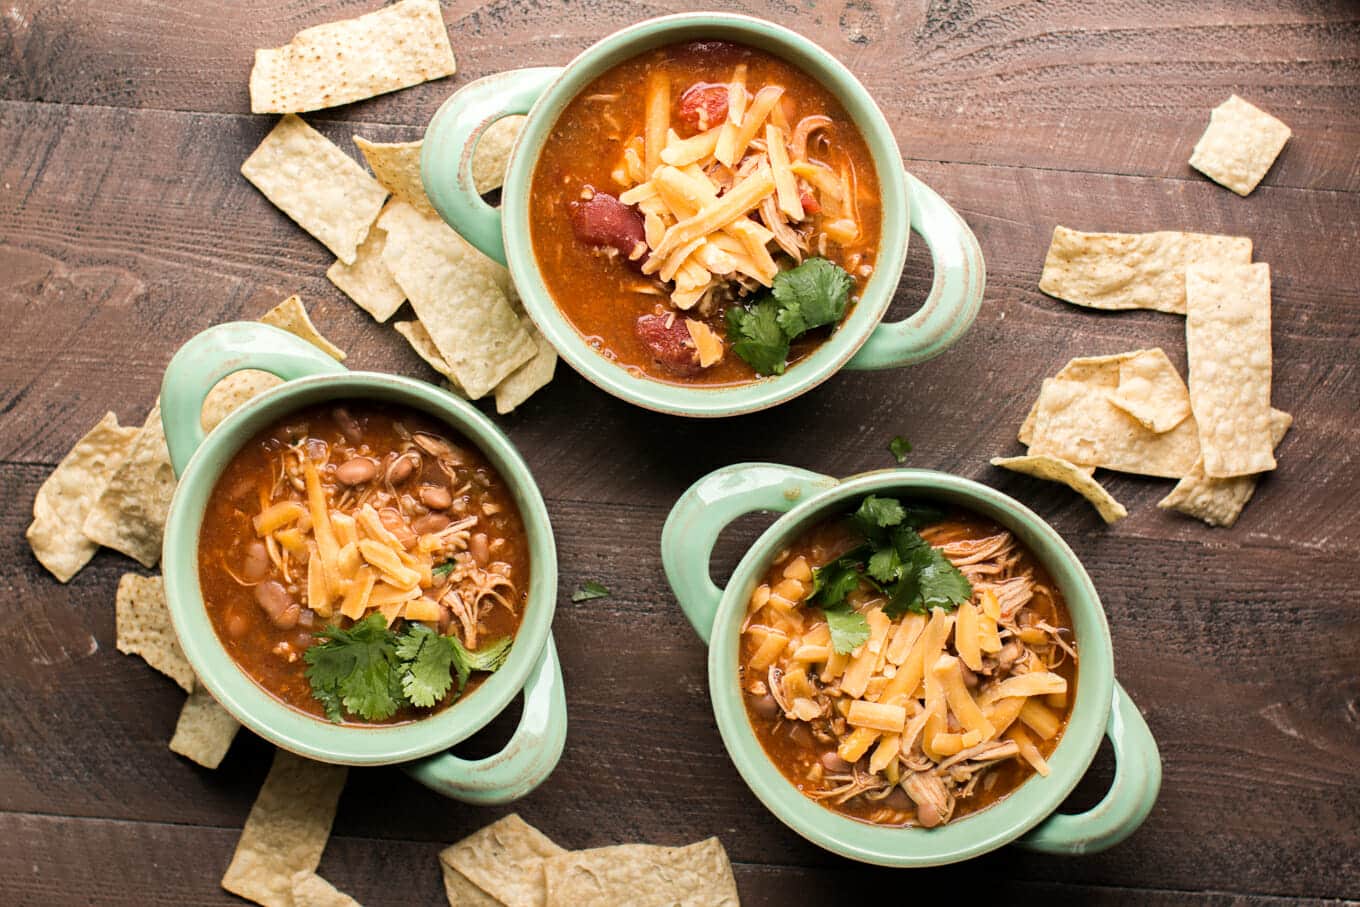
[198,403,530,725]
[530,40,881,386]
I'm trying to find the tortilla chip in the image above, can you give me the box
[1160,409,1292,528]
[170,685,241,769]
[327,226,406,322]
[1029,377,1201,478]
[291,872,361,907]
[355,137,433,216]
[495,326,557,414]
[241,116,388,266]
[1184,262,1275,477]
[440,863,502,907]
[1039,226,1252,314]
[1106,348,1192,433]
[1018,396,1040,446]
[542,838,740,907]
[991,455,1128,524]
[1189,95,1292,197]
[114,573,194,693]
[472,116,525,195]
[27,412,138,582]
[391,319,464,396]
[202,372,286,433]
[82,403,176,567]
[379,203,534,398]
[222,750,348,907]
[260,295,347,360]
[249,0,456,114]
[441,814,565,907]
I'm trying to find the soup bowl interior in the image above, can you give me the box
[501,12,910,416]
[708,470,1114,866]
[162,372,558,765]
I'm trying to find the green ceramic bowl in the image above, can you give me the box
[420,13,984,417]
[662,464,1161,865]
[158,322,566,804]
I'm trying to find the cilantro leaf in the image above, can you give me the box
[726,299,790,376]
[811,559,862,609]
[571,580,610,603]
[449,636,513,692]
[304,614,403,722]
[824,606,870,655]
[432,562,455,579]
[889,435,912,463]
[771,257,851,331]
[852,494,906,544]
[883,531,973,618]
[396,623,456,708]
[866,546,902,584]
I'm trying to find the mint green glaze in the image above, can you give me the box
[662,464,1161,865]
[421,14,984,417]
[159,323,566,804]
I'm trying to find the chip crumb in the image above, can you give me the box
[991,455,1128,524]
[27,412,138,582]
[1189,95,1292,197]
[1184,262,1275,477]
[115,573,195,693]
[170,685,241,769]
[241,116,388,266]
[1039,226,1252,314]
[249,0,456,114]
[222,750,348,907]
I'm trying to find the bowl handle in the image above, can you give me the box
[845,173,985,371]
[403,634,567,805]
[1019,681,1162,854]
[160,322,348,478]
[662,463,837,645]
[421,67,563,266]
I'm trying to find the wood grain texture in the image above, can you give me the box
[2,1,1359,904]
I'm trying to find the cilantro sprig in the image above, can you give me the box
[809,495,972,654]
[304,614,511,722]
[726,258,853,376]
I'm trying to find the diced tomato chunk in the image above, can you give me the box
[800,189,820,214]
[635,313,700,376]
[570,190,647,266]
[678,83,729,133]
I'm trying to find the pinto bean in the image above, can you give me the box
[469,532,490,566]
[420,484,453,510]
[225,608,249,639]
[335,457,378,485]
[570,191,646,264]
[820,751,853,774]
[254,580,300,629]
[917,802,943,829]
[884,786,914,813]
[332,407,363,444]
[241,540,271,583]
[413,512,451,535]
[386,451,419,485]
[749,693,781,720]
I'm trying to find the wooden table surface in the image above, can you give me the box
[3,1,1359,904]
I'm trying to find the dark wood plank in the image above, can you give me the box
[1,1,1356,190]
[3,1,1360,903]
[1,812,1348,907]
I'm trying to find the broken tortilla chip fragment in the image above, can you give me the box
[291,871,362,907]
[241,116,388,266]
[328,222,407,323]
[542,837,740,907]
[1039,226,1252,314]
[115,573,194,693]
[222,750,348,907]
[260,295,347,361]
[355,137,434,216]
[1189,95,1292,197]
[1160,409,1292,528]
[1105,348,1192,434]
[249,0,456,114]
[170,685,241,769]
[379,202,534,398]
[495,325,558,414]
[82,403,176,568]
[27,412,137,582]
[991,455,1128,524]
[441,813,565,907]
[1184,262,1275,477]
